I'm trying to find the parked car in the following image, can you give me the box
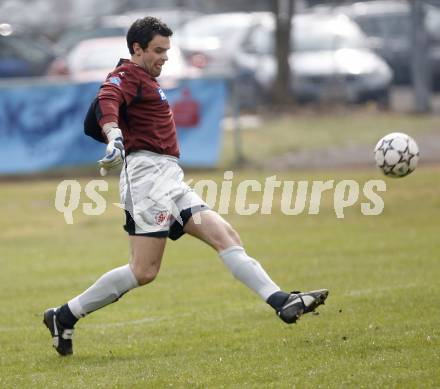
[233,12,393,106]
[175,12,270,77]
[48,36,199,88]
[55,9,201,54]
[0,23,57,78]
[312,0,440,85]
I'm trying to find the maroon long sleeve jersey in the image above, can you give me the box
[97,59,180,158]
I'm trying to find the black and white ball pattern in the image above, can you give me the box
[374,132,419,177]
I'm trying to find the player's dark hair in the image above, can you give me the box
[127,17,173,55]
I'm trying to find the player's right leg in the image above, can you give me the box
[182,210,329,324]
[43,236,166,356]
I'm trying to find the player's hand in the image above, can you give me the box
[98,137,125,176]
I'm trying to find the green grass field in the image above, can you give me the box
[220,111,439,166]
[0,165,439,388]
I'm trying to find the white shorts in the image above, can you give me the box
[120,150,208,239]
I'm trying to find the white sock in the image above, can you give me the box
[68,264,139,318]
[218,246,281,300]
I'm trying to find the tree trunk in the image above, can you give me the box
[271,0,295,106]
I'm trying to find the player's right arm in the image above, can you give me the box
[96,68,138,176]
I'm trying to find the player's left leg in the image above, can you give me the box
[43,236,166,356]
[183,209,328,323]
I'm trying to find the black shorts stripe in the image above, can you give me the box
[168,204,209,241]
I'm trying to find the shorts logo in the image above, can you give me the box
[155,210,170,225]
[158,88,167,101]
[109,76,122,86]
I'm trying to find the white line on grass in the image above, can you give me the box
[0,283,419,333]
[0,312,192,333]
[342,283,418,297]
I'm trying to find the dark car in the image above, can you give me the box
[312,0,440,85]
[0,24,56,78]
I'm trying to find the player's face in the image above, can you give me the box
[135,34,170,77]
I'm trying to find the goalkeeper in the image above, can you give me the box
[43,16,328,356]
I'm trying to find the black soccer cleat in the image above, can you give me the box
[277,289,329,324]
[43,308,74,356]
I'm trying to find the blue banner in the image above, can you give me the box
[167,79,226,168]
[0,79,226,174]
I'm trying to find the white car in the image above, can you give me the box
[175,12,269,77]
[234,13,393,106]
[50,36,198,88]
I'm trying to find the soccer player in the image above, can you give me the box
[43,17,328,356]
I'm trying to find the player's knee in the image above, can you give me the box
[130,263,159,286]
[217,222,242,251]
[134,269,158,286]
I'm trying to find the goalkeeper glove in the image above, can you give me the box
[98,127,125,176]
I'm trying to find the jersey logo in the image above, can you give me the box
[109,76,122,86]
[157,88,167,101]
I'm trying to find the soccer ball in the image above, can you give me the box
[374,132,419,178]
